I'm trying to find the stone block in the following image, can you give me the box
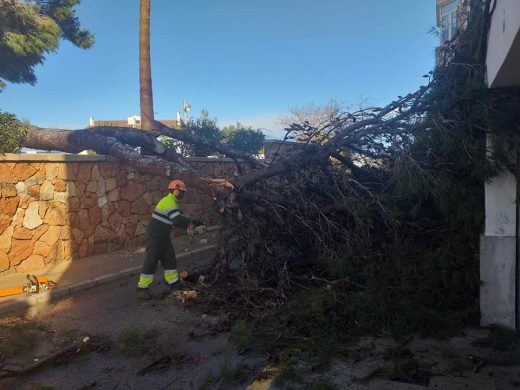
[68,197,80,212]
[99,165,119,179]
[124,222,137,237]
[40,226,61,246]
[101,203,115,222]
[0,252,9,272]
[86,180,97,193]
[58,240,73,260]
[33,241,52,258]
[72,228,84,244]
[142,191,156,206]
[15,181,26,195]
[0,196,19,217]
[18,194,31,209]
[94,225,114,242]
[11,208,24,227]
[53,191,68,204]
[9,238,33,265]
[108,211,123,231]
[16,255,45,273]
[39,180,54,201]
[76,164,91,182]
[44,205,66,226]
[66,182,76,197]
[13,164,37,181]
[116,171,128,187]
[57,163,74,181]
[23,202,42,230]
[32,224,48,241]
[0,183,17,198]
[121,182,144,202]
[118,200,131,217]
[105,178,117,192]
[107,187,120,202]
[75,183,85,197]
[96,178,106,198]
[97,195,108,208]
[0,163,15,182]
[131,197,149,215]
[78,209,90,232]
[0,199,18,234]
[135,221,147,236]
[43,242,58,264]
[38,201,48,219]
[54,179,66,192]
[88,205,102,226]
[80,193,97,209]
[27,184,40,197]
[45,164,59,183]
[0,226,14,254]
[60,227,72,240]
[91,164,102,181]
[79,239,89,258]
[13,227,35,240]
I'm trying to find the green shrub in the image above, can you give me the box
[0,110,30,153]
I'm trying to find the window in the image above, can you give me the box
[440,0,460,43]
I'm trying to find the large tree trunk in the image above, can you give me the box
[139,0,154,131]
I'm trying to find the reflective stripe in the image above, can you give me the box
[154,208,170,216]
[168,211,181,219]
[138,274,154,288]
[151,213,173,225]
[164,206,179,214]
[164,269,179,284]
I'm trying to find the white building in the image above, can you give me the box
[437,0,520,329]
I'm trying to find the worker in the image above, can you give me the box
[137,179,194,300]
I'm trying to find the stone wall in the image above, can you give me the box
[0,154,237,275]
[187,157,240,178]
[264,139,306,162]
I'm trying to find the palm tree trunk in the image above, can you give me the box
[139,0,154,131]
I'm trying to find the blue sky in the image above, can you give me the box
[0,0,438,138]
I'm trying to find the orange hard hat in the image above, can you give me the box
[168,179,186,191]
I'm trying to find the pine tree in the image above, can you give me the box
[0,0,94,90]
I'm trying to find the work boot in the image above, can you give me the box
[136,288,152,300]
[169,282,181,293]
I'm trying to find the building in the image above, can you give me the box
[436,0,520,329]
[437,0,462,44]
[88,115,179,129]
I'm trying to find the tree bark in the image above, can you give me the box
[139,0,154,131]
[23,126,222,195]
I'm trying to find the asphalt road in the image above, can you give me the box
[1,268,267,390]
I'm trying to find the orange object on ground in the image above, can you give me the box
[0,286,25,297]
[0,274,57,298]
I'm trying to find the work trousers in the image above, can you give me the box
[138,235,179,288]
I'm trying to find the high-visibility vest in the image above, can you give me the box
[146,193,189,237]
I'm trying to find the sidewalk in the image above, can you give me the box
[0,229,220,315]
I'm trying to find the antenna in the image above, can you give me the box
[183,100,191,122]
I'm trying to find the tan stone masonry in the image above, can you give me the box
[0,154,238,275]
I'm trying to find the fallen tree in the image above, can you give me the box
[5,0,520,351]
[19,74,433,192]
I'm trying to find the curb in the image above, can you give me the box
[0,245,216,316]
